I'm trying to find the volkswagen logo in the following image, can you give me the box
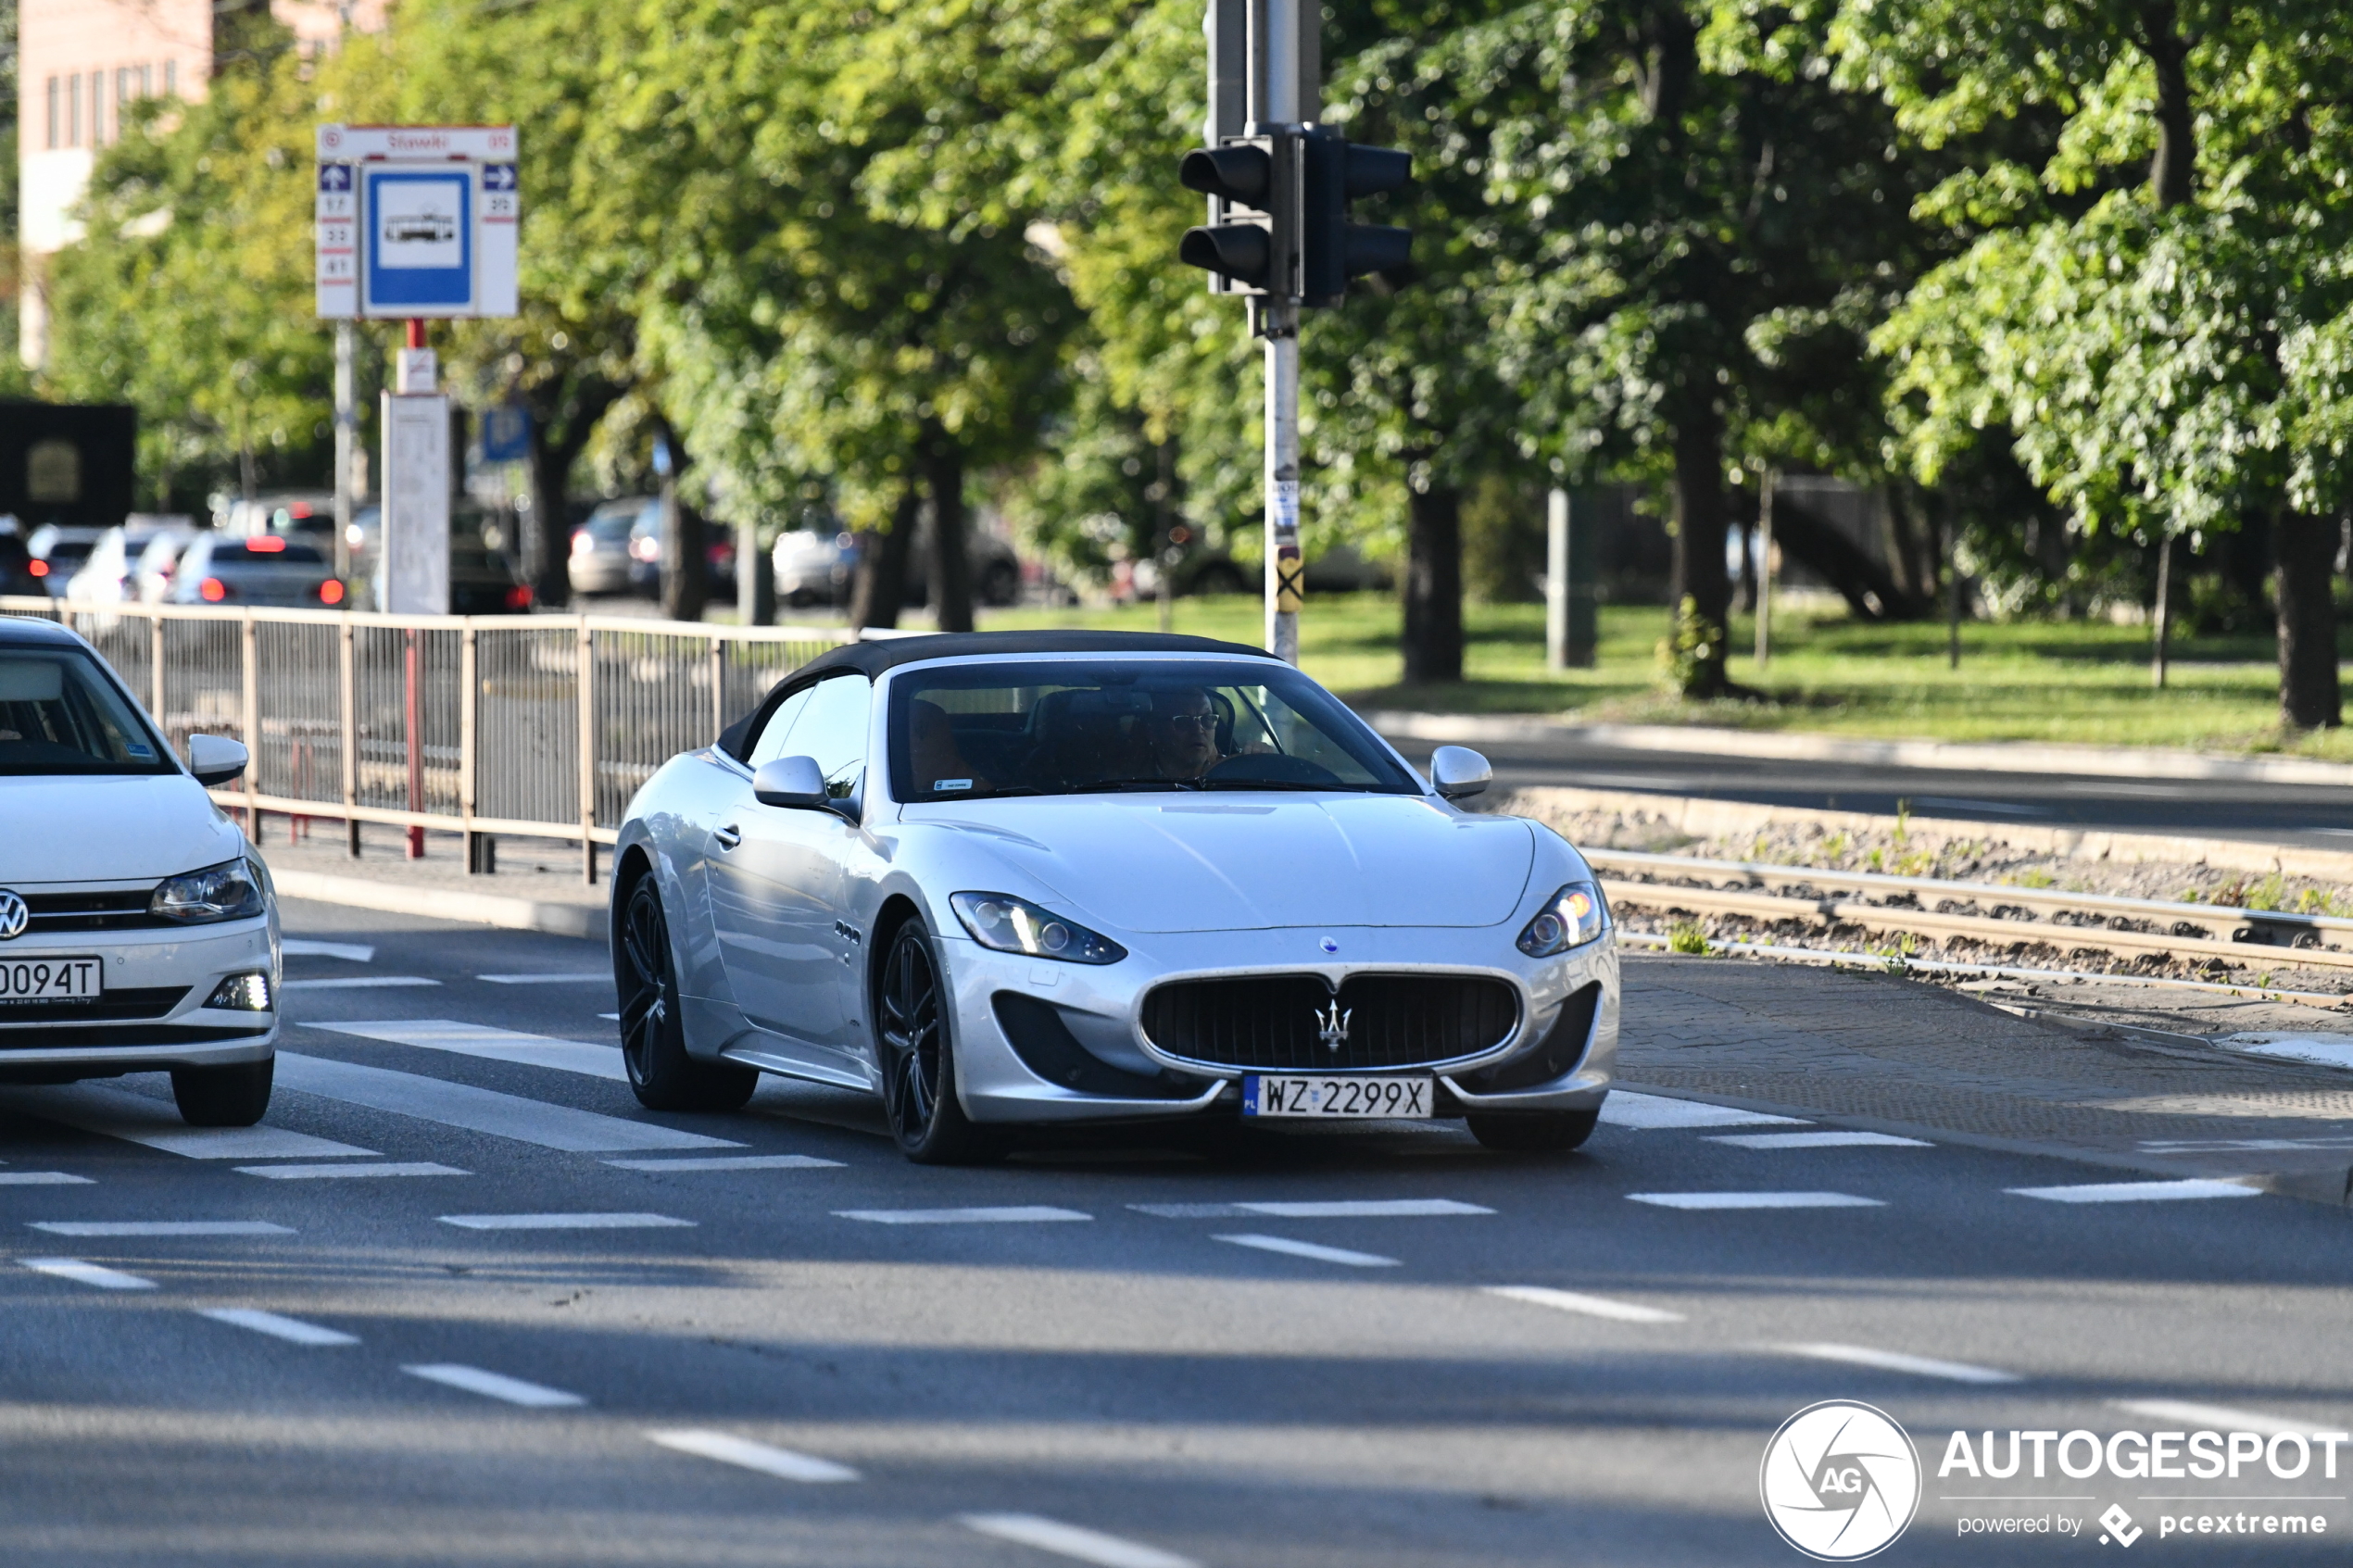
[1760,1400,1919,1561]
[0,890,28,941]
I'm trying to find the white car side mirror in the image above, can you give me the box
[753,754,832,811]
[187,734,249,787]
[1429,745,1491,801]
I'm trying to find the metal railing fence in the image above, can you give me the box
[1,596,849,880]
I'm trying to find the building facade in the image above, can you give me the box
[15,0,386,368]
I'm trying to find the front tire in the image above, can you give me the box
[875,918,992,1164]
[171,1058,273,1127]
[616,872,757,1112]
[1466,1107,1600,1153]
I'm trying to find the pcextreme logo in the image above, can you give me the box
[1762,1400,1923,1561]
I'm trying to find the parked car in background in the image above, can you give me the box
[450,531,535,615]
[169,534,346,608]
[132,527,204,603]
[772,525,1024,609]
[63,521,201,606]
[568,496,735,599]
[0,525,44,596]
[24,524,114,596]
[1130,538,1388,601]
[220,492,336,542]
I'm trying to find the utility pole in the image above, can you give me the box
[1181,0,1407,666]
[333,320,356,591]
[1755,469,1776,668]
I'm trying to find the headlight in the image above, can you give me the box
[950,892,1126,965]
[1516,880,1609,957]
[151,859,268,924]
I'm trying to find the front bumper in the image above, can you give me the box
[939,923,1618,1124]
[0,916,279,1077]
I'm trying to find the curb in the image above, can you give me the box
[1491,783,2353,884]
[1366,712,2353,789]
[271,869,609,944]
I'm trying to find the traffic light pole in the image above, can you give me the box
[1254,0,1302,665]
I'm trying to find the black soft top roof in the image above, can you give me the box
[720,629,1277,760]
[0,614,81,648]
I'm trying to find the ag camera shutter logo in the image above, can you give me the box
[1761,1400,1921,1560]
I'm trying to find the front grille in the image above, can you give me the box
[1141,972,1520,1072]
[19,889,170,934]
[0,986,190,1025]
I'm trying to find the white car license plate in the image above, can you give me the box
[0,956,102,1001]
[1243,1074,1432,1119]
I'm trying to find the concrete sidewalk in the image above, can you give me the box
[1623,952,2353,1207]
[256,825,610,942]
[1373,711,2353,788]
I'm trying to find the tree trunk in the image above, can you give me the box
[522,380,623,611]
[1669,407,1732,696]
[2141,1,2195,207]
[925,434,975,633]
[2274,508,2341,730]
[849,483,920,633]
[1402,482,1465,684]
[658,483,707,624]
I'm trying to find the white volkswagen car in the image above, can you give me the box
[0,617,280,1124]
[610,631,1617,1162]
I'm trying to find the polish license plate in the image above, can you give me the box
[1243,1074,1433,1119]
[0,956,102,1001]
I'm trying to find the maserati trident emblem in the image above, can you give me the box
[1315,999,1353,1052]
[0,890,27,941]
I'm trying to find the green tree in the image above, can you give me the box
[1848,0,2353,726]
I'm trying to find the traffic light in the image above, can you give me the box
[1178,134,1298,298]
[1301,129,1412,307]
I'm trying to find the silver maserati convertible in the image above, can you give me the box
[609,631,1617,1161]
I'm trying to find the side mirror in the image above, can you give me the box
[753,754,832,811]
[1429,745,1491,801]
[187,734,249,788]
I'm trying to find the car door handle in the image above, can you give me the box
[713,824,742,851]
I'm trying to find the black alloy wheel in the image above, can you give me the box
[170,1058,274,1127]
[616,872,756,1112]
[875,919,991,1163]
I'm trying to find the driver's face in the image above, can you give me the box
[1150,694,1220,774]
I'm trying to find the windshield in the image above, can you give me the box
[0,647,173,776]
[887,659,1419,802]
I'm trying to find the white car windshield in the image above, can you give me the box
[887,659,1419,801]
[0,647,173,776]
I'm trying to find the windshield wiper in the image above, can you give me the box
[1062,777,1199,794]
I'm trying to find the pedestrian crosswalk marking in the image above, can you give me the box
[274,1052,736,1152]
[308,1020,628,1082]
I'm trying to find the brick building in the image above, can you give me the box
[15,0,386,368]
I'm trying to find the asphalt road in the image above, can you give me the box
[1380,732,2353,849]
[4,897,2351,1565]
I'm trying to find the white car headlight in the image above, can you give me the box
[1516,880,1609,957]
[151,859,268,924]
[950,893,1126,965]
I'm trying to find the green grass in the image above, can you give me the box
[962,593,2353,759]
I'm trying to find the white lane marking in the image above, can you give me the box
[198,1307,359,1346]
[439,1211,695,1231]
[19,1257,156,1290]
[835,1206,1090,1224]
[1779,1342,2022,1385]
[0,1082,377,1160]
[403,1363,586,1408]
[236,1161,468,1180]
[1485,1285,1684,1323]
[1232,1198,1493,1218]
[283,940,374,962]
[0,1172,94,1185]
[479,972,612,985]
[1214,1233,1399,1268]
[2007,1179,2259,1204]
[2218,1033,2353,1071]
[2112,1399,2335,1438]
[1600,1091,1806,1130]
[274,1052,736,1152]
[306,1021,627,1083]
[647,1428,860,1484]
[604,1154,845,1172]
[30,1220,294,1236]
[281,977,441,991]
[961,1512,1200,1568]
[1706,1131,1933,1150]
[598,1012,621,1021]
[1628,1191,1885,1210]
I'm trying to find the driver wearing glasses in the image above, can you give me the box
[1146,686,1262,782]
